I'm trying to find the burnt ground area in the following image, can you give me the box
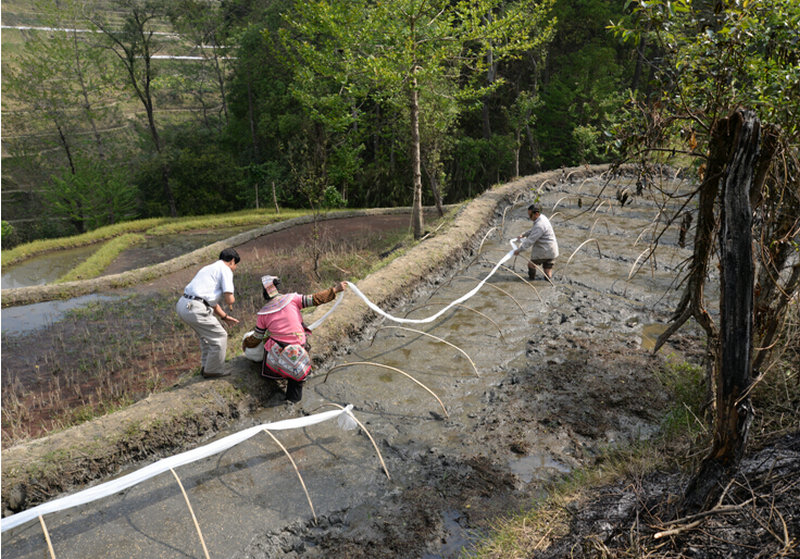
[534,431,800,559]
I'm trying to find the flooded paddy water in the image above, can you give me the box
[1,173,710,558]
[0,226,256,335]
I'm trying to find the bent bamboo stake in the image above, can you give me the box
[323,362,448,419]
[500,194,524,233]
[565,239,602,267]
[398,301,506,341]
[592,199,609,215]
[627,248,653,280]
[537,179,554,191]
[312,403,391,481]
[588,215,610,237]
[261,429,317,523]
[477,226,497,255]
[375,325,479,377]
[170,468,210,559]
[551,195,572,212]
[454,305,507,342]
[633,222,655,247]
[499,265,544,302]
[453,275,526,315]
[39,516,56,559]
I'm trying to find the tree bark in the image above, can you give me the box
[71,29,105,160]
[683,109,760,513]
[654,118,731,352]
[422,154,444,218]
[410,71,424,239]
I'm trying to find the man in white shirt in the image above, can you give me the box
[514,204,559,280]
[177,248,241,378]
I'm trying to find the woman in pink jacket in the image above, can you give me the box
[243,275,346,402]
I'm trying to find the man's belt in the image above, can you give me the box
[183,293,211,308]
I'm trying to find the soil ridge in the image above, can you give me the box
[0,207,444,308]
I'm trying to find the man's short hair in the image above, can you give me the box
[528,204,542,214]
[219,248,241,264]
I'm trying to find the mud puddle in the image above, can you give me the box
[2,176,702,558]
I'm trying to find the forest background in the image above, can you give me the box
[2,0,643,247]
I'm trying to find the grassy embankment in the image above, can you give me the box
[467,322,800,558]
[1,208,312,281]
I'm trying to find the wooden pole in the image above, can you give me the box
[39,515,57,559]
[262,429,317,523]
[170,468,211,559]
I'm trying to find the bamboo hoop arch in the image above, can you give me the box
[633,222,656,247]
[170,468,210,559]
[499,264,544,301]
[312,403,391,480]
[373,325,479,377]
[537,179,554,191]
[453,275,526,315]
[39,516,56,559]
[564,238,602,268]
[592,199,609,215]
[588,215,610,237]
[399,301,507,341]
[262,428,317,523]
[477,226,498,255]
[627,248,654,280]
[323,361,448,419]
[551,195,572,212]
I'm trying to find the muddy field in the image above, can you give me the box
[2,170,797,558]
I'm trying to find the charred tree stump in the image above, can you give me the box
[683,109,760,513]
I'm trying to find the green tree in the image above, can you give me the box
[534,0,632,168]
[2,0,128,233]
[47,156,138,231]
[168,0,233,127]
[504,90,540,177]
[283,0,555,238]
[612,0,800,512]
[86,0,178,216]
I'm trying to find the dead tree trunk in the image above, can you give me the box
[683,109,760,513]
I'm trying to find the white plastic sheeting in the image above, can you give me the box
[1,405,355,532]
[243,241,518,363]
[332,241,518,326]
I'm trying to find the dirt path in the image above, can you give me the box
[2,167,706,558]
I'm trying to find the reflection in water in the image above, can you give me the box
[640,323,668,352]
[1,245,97,289]
[1,294,119,336]
[509,453,572,484]
[421,510,472,559]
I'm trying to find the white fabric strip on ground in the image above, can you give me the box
[309,241,519,330]
[1,406,353,532]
